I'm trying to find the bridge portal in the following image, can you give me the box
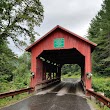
[26,25,96,90]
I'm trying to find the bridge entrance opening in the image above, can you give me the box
[38,48,84,76]
[33,48,86,90]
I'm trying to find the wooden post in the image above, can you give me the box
[85,50,92,89]
[30,58,43,89]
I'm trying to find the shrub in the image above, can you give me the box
[92,75,110,98]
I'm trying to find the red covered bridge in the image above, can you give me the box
[26,25,97,91]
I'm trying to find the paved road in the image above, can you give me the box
[52,78,84,95]
[0,79,91,110]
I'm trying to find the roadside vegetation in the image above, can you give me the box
[0,52,32,108]
[92,74,110,98]
[87,99,110,110]
[0,93,32,108]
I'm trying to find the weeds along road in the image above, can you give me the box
[0,78,92,110]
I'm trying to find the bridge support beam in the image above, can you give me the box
[30,58,43,88]
[84,52,92,90]
[57,66,61,81]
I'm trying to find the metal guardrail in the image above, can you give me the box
[0,87,33,99]
[86,89,110,108]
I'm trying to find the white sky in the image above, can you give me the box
[10,0,103,55]
[36,0,103,37]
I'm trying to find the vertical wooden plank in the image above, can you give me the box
[30,51,36,87]
[84,47,92,89]
[36,58,43,83]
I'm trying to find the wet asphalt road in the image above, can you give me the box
[0,79,91,110]
[51,78,84,95]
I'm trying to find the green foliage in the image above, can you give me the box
[0,52,31,93]
[0,42,32,107]
[87,0,110,100]
[92,75,110,98]
[61,64,80,75]
[13,52,31,89]
[0,0,44,46]
[87,0,110,75]
[0,42,17,83]
[87,99,110,110]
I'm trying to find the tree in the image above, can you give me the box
[0,0,44,91]
[12,52,31,89]
[61,64,80,75]
[0,0,44,47]
[0,42,17,82]
[87,0,110,75]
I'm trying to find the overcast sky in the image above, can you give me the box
[11,0,103,56]
[37,0,103,37]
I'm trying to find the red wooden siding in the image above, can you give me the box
[26,25,96,90]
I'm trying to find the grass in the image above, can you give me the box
[61,73,80,79]
[87,98,110,110]
[92,74,110,98]
[0,82,32,108]
[0,80,32,108]
[0,93,32,108]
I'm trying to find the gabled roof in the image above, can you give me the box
[26,25,97,52]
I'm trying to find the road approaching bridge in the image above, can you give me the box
[0,79,92,110]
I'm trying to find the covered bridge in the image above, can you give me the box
[26,25,97,90]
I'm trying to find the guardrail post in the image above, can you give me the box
[12,95,14,98]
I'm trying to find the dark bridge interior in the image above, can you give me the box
[38,48,85,66]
